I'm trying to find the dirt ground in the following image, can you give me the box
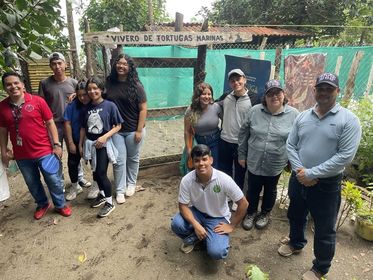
[0,119,372,280]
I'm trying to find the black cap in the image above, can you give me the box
[315,73,339,88]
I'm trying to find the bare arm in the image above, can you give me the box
[184,114,193,155]
[79,128,86,157]
[214,196,248,234]
[64,121,76,154]
[45,119,62,158]
[134,102,147,143]
[95,124,122,149]
[179,203,208,240]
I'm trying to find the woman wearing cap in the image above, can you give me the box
[105,54,147,205]
[237,80,299,230]
[184,82,222,169]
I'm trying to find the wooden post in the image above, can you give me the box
[102,46,110,79]
[258,37,267,50]
[274,47,282,80]
[334,56,343,76]
[193,19,208,86]
[84,18,94,78]
[342,51,364,106]
[111,25,124,67]
[175,13,184,32]
[365,63,373,96]
[66,0,81,78]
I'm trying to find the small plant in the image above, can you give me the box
[245,264,269,280]
[356,184,373,224]
[336,181,363,230]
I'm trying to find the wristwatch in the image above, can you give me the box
[53,142,62,148]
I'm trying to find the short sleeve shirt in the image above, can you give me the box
[178,168,244,221]
[38,76,78,123]
[81,100,124,141]
[0,93,53,160]
[63,99,83,143]
[105,80,147,132]
[185,103,222,136]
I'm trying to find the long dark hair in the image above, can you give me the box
[188,82,214,125]
[75,79,86,108]
[107,54,142,102]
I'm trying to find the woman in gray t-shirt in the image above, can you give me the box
[184,83,222,168]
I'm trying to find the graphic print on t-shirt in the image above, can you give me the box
[87,110,103,134]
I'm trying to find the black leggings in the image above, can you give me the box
[67,142,81,183]
[93,147,112,197]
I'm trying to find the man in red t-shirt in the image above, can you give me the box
[0,72,72,220]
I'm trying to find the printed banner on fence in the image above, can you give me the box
[84,32,252,46]
[285,53,326,111]
[223,55,271,104]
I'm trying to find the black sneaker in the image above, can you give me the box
[90,194,106,208]
[255,213,270,229]
[97,202,115,218]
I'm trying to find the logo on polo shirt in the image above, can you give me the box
[24,104,34,112]
[213,184,221,193]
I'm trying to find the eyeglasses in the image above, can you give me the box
[116,62,128,67]
[266,91,283,98]
[316,86,336,93]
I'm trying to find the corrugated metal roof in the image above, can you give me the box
[145,23,309,37]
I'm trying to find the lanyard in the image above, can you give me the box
[9,102,24,146]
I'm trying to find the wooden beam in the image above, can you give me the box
[175,13,184,32]
[342,51,364,106]
[274,47,283,80]
[194,19,208,86]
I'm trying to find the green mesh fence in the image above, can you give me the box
[97,46,373,109]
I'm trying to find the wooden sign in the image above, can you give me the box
[83,31,252,46]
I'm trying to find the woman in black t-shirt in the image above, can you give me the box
[105,54,147,204]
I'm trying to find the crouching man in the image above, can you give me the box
[171,144,248,259]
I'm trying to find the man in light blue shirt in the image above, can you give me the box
[278,73,361,280]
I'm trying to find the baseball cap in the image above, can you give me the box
[315,73,339,88]
[41,154,61,174]
[49,52,65,63]
[228,69,245,79]
[264,79,284,94]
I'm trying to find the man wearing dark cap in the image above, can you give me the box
[38,52,91,191]
[278,73,361,279]
[218,69,252,210]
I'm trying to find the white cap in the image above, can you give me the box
[227,69,245,79]
[49,52,65,62]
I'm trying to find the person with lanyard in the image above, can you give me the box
[0,72,71,219]
[105,54,147,204]
[171,144,248,259]
[38,52,91,189]
[278,73,361,280]
[218,69,252,210]
[238,80,299,230]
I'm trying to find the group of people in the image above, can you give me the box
[0,53,362,279]
[176,70,361,280]
[0,52,147,218]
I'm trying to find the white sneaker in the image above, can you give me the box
[66,185,83,201]
[87,183,99,199]
[78,178,92,188]
[125,185,136,197]
[116,193,126,204]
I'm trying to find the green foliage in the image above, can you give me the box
[83,0,167,32]
[246,264,269,280]
[350,96,373,184]
[0,0,68,72]
[207,0,372,41]
[337,181,363,230]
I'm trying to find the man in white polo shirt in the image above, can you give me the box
[171,144,248,259]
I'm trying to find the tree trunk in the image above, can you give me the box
[66,0,81,78]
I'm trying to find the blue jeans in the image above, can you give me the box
[171,207,230,260]
[112,129,146,194]
[287,172,342,275]
[17,154,66,209]
[194,130,220,169]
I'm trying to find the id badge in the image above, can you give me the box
[16,135,22,146]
